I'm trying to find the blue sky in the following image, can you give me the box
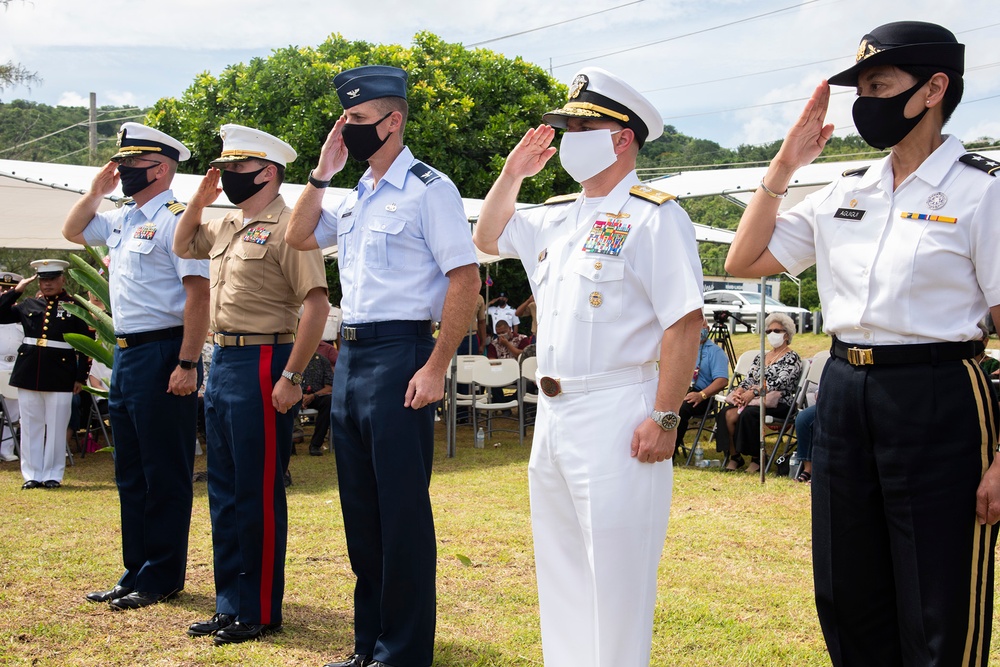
[2,0,998,155]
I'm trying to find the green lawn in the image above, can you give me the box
[1,334,997,666]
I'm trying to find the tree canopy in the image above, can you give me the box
[146,32,576,201]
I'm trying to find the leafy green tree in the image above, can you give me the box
[147,32,574,201]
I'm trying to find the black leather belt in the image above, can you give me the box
[340,320,433,342]
[115,326,185,349]
[831,337,983,366]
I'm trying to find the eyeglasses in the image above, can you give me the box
[116,156,162,169]
[764,328,785,334]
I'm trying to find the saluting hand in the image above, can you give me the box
[773,81,836,172]
[14,274,37,294]
[501,125,558,180]
[91,161,121,196]
[630,418,676,464]
[315,115,350,180]
[190,168,223,208]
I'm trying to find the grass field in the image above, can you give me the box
[1,333,997,666]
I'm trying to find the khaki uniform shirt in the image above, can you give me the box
[469,294,487,329]
[187,195,327,333]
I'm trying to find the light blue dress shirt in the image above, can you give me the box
[314,147,477,324]
[82,189,209,334]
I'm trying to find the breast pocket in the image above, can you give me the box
[572,256,625,323]
[125,236,156,280]
[364,216,408,271]
[231,243,268,291]
[337,215,357,268]
[208,243,228,289]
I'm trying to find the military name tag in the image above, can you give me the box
[834,208,865,221]
[243,228,271,244]
[133,223,157,240]
[582,219,631,256]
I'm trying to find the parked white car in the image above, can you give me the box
[702,290,810,332]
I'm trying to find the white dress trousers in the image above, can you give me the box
[17,388,71,482]
[529,374,672,667]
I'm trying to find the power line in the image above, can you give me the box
[0,111,146,155]
[467,0,644,47]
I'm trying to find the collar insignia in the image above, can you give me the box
[346,88,361,98]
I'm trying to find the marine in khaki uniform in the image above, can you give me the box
[173,124,329,645]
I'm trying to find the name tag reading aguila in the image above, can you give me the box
[582,219,631,256]
[133,223,157,240]
[243,228,272,245]
[834,208,865,221]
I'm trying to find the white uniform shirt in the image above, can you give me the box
[0,321,22,371]
[487,303,520,332]
[314,147,477,324]
[82,189,209,334]
[497,171,704,378]
[769,135,1000,345]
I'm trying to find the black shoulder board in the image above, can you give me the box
[165,199,186,215]
[841,166,870,178]
[543,193,579,206]
[409,161,442,186]
[959,153,999,176]
[629,184,675,205]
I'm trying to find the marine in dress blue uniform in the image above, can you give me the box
[286,65,481,667]
[727,22,1000,667]
[0,260,91,488]
[174,124,329,644]
[63,123,211,611]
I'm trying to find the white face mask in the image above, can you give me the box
[767,332,786,348]
[558,129,620,183]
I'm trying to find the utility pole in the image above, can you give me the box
[88,92,97,165]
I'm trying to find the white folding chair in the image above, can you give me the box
[0,370,19,459]
[518,355,538,434]
[471,358,523,446]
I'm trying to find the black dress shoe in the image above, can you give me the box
[109,590,176,610]
[213,621,282,645]
[21,480,41,489]
[86,585,132,603]
[309,446,323,456]
[323,655,372,667]
[187,612,235,637]
[43,480,61,489]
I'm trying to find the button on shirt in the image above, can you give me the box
[82,189,209,334]
[768,135,1000,345]
[313,147,478,323]
[186,195,327,334]
[496,171,704,378]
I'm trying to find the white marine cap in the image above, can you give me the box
[210,124,298,167]
[543,67,663,146]
[112,122,191,162]
[30,259,69,278]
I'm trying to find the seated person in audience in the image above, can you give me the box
[975,324,999,375]
[301,351,334,456]
[485,318,530,404]
[795,403,817,483]
[316,339,339,371]
[716,313,803,473]
[676,317,730,451]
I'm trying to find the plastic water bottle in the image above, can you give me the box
[788,450,800,478]
[693,443,704,467]
[475,427,485,449]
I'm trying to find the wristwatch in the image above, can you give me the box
[178,358,198,371]
[308,169,331,189]
[650,410,680,431]
[281,369,304,386]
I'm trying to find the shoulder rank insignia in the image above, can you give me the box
[543,193,580,206]
[841,166,870,178]
[629,184,675,205]
[165,199,187,215]
[959,153,999,176]
[409,161,442,186]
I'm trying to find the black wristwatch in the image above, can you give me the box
[178,358,198,371]
[308,170,331,189]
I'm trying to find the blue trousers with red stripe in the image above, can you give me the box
[813,356,998,667]
[204,343,294,626]
[332,333,437,667]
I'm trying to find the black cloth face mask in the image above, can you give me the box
[118,164,158,196]
[341,111,393,162]
[852,78,929,150]
[221,166,267,205]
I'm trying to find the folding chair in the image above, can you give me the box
[444,355,490,449]
[696,350,760,466]
[0,370,19,459]
[518,355,538,434]
[80,392,113,453]
[763,357,819,474]
[471,358,523,446]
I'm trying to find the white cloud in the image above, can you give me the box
[56,92,88,107]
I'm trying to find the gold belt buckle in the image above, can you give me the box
[539,376,562,397]
[36,338,48,348]
[116,337,129,349]
[342,327,358,342]
[847,347,874,366]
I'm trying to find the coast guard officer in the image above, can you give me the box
[726,21,1000,666]
[287,65,480,667]
[474,67,704,667]
[62,123,210,611]
[173,124,329,644]
[0,271,24,463]
[0,260,90,489]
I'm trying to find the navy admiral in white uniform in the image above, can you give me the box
[475,67,704,667]
[287,66,480,667]
[727,22,1000,667]
[0,260,91,489]
[63,123,210,611]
